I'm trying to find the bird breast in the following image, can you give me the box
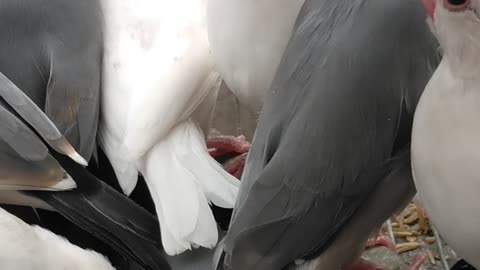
[411,60,480,267]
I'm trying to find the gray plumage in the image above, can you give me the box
[0,98,49,162]
[0,99,71,190]
[0,72,86,167]
[221,0,440,269]
[0,0,102,162]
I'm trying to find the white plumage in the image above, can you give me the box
[99,0,239,255]
[206,0,305,113]
[411,0,480,267]
[0,207,114,270]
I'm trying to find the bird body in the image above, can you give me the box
[99,0,239,255]
[412,0,480,267]
[206,0,305,114]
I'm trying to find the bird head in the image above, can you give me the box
[421,0,480,76]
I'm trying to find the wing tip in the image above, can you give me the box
[50,172,77,190]
[68,151,88,166]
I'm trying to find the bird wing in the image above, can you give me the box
[223,0,439,269]
[27,151,171,270]
[0,72,87,166]
[42,7,103,162]
[0,79,76,191]
[0,74,171,270]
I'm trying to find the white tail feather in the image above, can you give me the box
[139,119,239,255]
[179,120,239,207]
[98,127,138,195]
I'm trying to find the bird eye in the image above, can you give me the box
[443,0,471,11]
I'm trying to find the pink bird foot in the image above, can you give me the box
[365,235,396,252]
[408,253,427,270]
[207,135,250,158]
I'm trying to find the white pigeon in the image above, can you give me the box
[206,0,305,114]
[0,207,114,270]
[411,0,480,268]
[99,0,240,255]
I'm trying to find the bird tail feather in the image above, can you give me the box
[139,119,239,255]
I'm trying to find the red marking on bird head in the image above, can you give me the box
[420,0,437,20]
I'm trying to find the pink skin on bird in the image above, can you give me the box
[421,0,437,19]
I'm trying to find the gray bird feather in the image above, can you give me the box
[221,0,440,269]
[0,98,48,161]
[0,0,102,163]
[0,73,86,165]
[0,97,72,191]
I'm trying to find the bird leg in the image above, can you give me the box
[207,135,250,158]
[223,152,247,179]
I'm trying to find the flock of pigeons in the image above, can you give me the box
[0,0,478,269]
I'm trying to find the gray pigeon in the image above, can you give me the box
[219,0,440,269]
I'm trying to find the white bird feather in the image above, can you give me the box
[206,0,305,114]
[0,207,114,270]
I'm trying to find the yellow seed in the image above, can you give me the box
[393,231,413,237]
[396,242,423,253]
[404,212,419,224]
[423,236,436,244]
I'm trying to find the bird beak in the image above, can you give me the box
[420,0,436,21]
